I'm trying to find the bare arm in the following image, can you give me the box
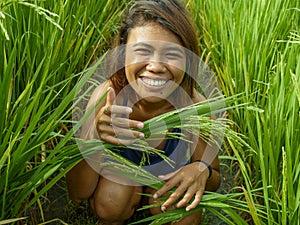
[153,90,221,211]
[66,82,110,203]
[66,81,145,202]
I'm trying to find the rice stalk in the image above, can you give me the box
[0,0,128,219]
[190,0,299,223]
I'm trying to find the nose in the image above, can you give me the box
[146,60,166,73]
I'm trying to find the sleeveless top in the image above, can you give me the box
[108,98,190,176]
[112,130,189,176]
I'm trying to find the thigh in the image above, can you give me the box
[90,174,143,221]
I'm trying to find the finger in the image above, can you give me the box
[110,117,144,139]
[111,117,144,130]
[97,119,143,140]
[97,113,111,124]
[97,123,136,145]
[161,188,187,210]
[154,170,183,199]
[103,88,120,116]
[96,113,114,136]
[102,88,116,115]
[101,132,136,146]
[161,179,194,210]
[157,170,178,181]
[97,105,135,128]
[106,87,116,106]
[110,105,132,116]
[154,178,179,200]
[112,125,145,139]
[176,184,198,208]
[96,121,114,137]
[185,189,204,211]
[106,88,133,117]
[103,105,111,115]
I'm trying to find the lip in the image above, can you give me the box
[138,77,169,90]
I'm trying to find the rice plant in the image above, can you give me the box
[190,0,300,223]
[0,0,127,222]
[1,0,299,224]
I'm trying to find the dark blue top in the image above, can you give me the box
[109,98,190,176]
[111,128,189,176]
[116,128,184,164]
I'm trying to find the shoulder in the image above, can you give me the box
[191,88,216,119]
[86,80,112,109]
[191,88,206,103]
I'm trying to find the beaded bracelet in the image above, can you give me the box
[192,160,213,178]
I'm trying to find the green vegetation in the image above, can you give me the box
[0,0,299,224]
[191,1,299,224]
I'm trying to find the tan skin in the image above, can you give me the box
[66,23,221,225]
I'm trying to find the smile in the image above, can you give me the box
[141,78,168,87]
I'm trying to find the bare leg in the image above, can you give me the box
[169,211,202,225]
[89,175,143,225]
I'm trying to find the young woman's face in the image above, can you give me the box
[125,23,186,103]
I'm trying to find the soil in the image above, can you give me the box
[31,158,238,225]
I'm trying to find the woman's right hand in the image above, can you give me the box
[95,87,144,145]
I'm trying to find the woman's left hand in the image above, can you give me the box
[153,162,210,212]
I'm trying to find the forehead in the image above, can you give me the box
[127,23,182,46]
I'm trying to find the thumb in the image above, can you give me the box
[158,169,180,181]
[106,87,116,106]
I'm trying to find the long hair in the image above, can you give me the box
[108,0,200,98]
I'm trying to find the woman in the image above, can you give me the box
[66,0,221,224]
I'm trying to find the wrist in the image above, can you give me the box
[191,159,213,178]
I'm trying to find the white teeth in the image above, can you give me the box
[142,78,167,87]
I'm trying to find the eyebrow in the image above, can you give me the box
[132,43,154,49]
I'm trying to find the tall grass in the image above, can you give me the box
[0,0,127,221]
[1,0,299,224]
[190,0,300,223]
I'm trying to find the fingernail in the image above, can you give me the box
[161,206,166,212]
[186,207,190,211]
[126,107,132,113]
[139,133,144,138]
[137,122,144,129]
[153,193,158,199]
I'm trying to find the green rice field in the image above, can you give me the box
[0,0,299,224]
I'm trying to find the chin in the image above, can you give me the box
[132,84,177,103]
[137,93,170,103]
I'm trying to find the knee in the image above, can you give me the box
[148,197,163,215]
[94,199,123,221]
[90,192,140,222]
[68,189,91,204]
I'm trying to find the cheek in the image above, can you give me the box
[125,49,149,65]
[170,60,186,71]
[125,52,146,82]
[125,63,143,82]
[171,67,186,83]
[166,59,186,79]
[124,65,134,82]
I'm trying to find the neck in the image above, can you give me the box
[134,98,174,119]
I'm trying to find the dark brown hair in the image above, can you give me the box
[108,0,200,97]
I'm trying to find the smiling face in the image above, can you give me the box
[125,23,186,103]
